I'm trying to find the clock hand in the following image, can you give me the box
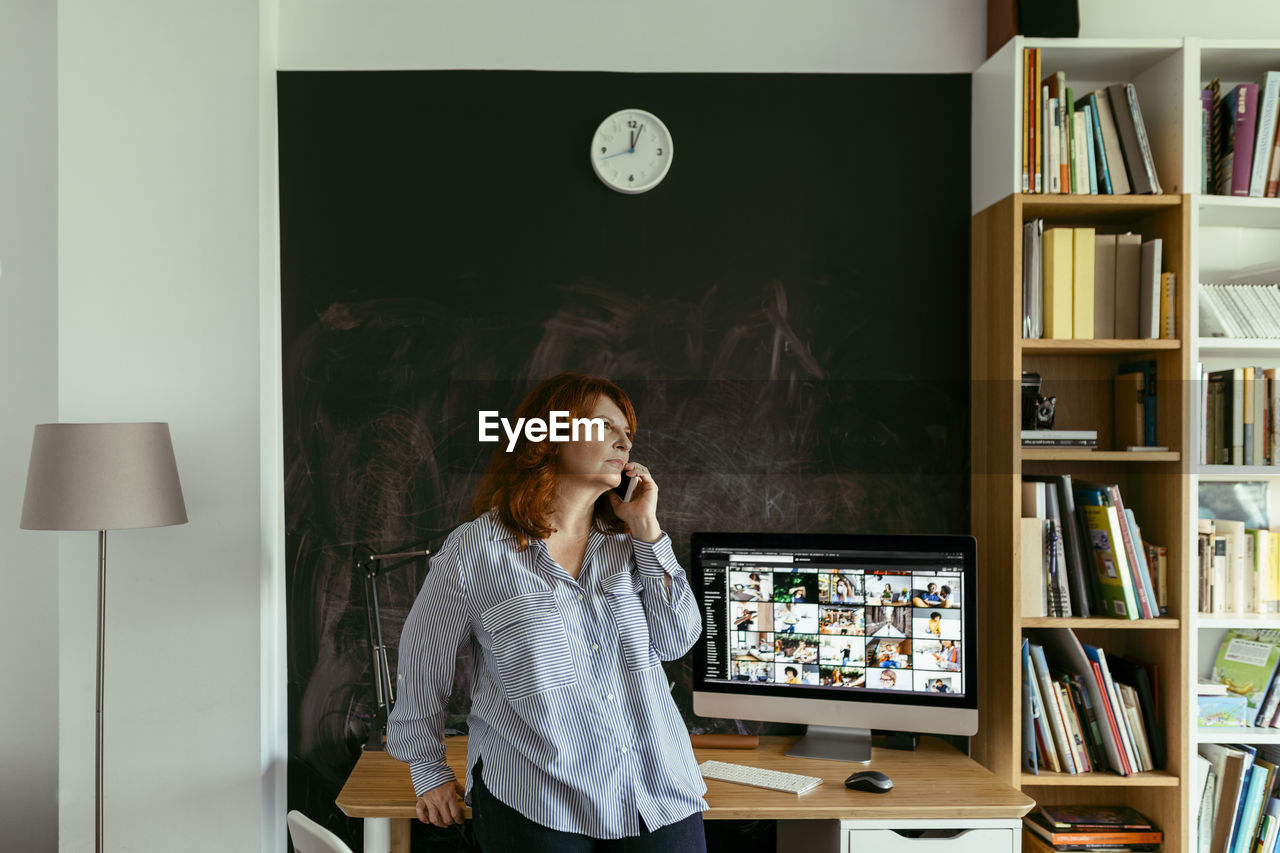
[600,149,634,160]
[629,128,636,149]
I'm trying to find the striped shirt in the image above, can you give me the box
[386,510,708,839]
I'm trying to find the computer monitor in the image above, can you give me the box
[690,531,978,763]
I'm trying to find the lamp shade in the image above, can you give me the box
[20,422,188,531]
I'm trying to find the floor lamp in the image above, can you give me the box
[20,423,188,853]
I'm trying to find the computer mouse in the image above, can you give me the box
[844,770,893,793]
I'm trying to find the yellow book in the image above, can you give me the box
[1073,227,1096,339]
[1043,227,1074,339]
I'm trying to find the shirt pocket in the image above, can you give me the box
[479,590,577,702]
[600,570,659,672]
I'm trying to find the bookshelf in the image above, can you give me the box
[971,35,1198,853]
[1189,36,1280,852]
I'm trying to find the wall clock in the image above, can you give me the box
[589,108,674,194]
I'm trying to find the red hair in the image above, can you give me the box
[472,372,638,550]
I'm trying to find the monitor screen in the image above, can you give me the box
[691,532,977,717]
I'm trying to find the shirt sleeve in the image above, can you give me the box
[631,533,702,660]
[385,537,473,796]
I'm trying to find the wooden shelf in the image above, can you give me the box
[1021,770,1180,787]
[1022,339,1181,354]
[1022,617,1180,629]
[1022,449,1181,462]
[1019,194,1183,221]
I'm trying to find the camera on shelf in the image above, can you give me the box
[1021,371,1056,430]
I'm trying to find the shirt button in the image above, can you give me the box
[606,693,614,701]
[620,746,628,754]
[577,594,584,601]
[591,643,600,651]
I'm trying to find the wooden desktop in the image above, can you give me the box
[336,735,1035,853]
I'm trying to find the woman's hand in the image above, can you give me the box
[610,462,661,541]
[415,779,465,827]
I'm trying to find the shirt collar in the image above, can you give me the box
[484,508,609,551]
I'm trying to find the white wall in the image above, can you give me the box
[278,0,989,72]
[0,1,59,849]
[56,1,266,850]
[1079,0,1280,39]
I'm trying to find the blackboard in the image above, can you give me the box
[280,69,971,850]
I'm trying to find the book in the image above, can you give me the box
[1022,638,1039,773]
[1029,641,1078,773]
[1250,72,1280,198]
[1211,629,1280,726]
[1021,516,1047,617]
[1093,233,1117,337]
[1076,91,1113,194]
[1077,482,1154,618]
[1075,497,1140,619]
[1231,83,1261,197]
[1107,82,1158,194]
[1114,233,1142,338]
[1022,429,1098,448]
[1115,372,1144,451]
[1036,804,1154,831]
[1118,359,1157,447]
[1204,88,1216,193]
[1094,87,1131,194]
[1023,219,1042,337]
[1117,682,1152,772]
[1082,104,1098,194]
[1024,473,1095,618]
[1034,628,1131,775]
[1024,812,1163,847]
[1044,227,1074,337]
[1108,654,1167,770]
[1198,754,1218,853]
[1138,238,1163,339]
[1072,227,1095,337]
[1202,744,1250,853]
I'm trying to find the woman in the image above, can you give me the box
[834,576,855,604]
[387,373,707,851]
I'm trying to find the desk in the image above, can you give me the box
[336,736,1035,853]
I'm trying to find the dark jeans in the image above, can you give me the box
[471,758,707,853]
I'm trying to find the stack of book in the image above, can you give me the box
[1203,73,1280,197]
[1199,366,1280,466]
[1201,284,1280,339]
[1022,220,1173,340]
[1198,743,1280,853]
[1022,48,1162,195]
[1024,805,1161,852]
[1198,520,1280,616]
[1200,630,1280,732]
[1022,476,1167,620]
[1022,629,1164,776]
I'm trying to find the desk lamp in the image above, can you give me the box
[20,423,188,853]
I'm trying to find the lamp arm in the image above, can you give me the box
[355,534,444,751]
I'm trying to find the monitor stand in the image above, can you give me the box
[785,725,872,763]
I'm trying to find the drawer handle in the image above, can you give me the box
[892,829,972,840]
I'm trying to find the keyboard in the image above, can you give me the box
[698,760,822,794]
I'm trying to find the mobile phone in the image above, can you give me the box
[613,472,639,503]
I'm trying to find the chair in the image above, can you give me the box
[286,811,356,853]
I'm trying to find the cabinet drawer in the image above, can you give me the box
[843,828,1015,853]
